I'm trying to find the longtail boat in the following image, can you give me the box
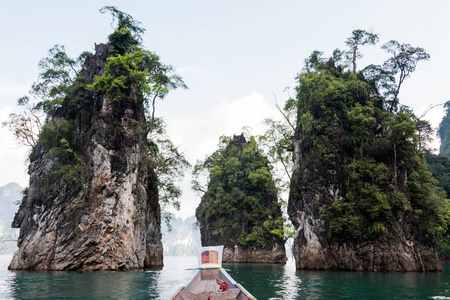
[169,246,256,300]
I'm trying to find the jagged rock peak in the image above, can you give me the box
[232,133,246,147]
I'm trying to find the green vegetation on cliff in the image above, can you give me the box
[193,134,284,248]
[291,30,449,245]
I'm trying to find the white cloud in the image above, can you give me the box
[164,90,278,164]
[161,90,280,218]
[211,90,277,134]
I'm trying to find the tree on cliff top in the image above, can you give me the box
[291,29,449,246]
[192,134,285,248]
[92,6,187,136]
[345,29,378,74]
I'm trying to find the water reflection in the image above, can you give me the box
[5,257,197,300]
[225,260,450,300]
[224,259,302,299]
[294,266,450,299]
[1,255,450,299]
[10,269,156,299]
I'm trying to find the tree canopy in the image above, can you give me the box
[193,134,284,248]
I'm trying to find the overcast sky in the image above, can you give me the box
[1,0,449,218]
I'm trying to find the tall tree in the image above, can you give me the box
[345,29,379,74]
[362,41,429,113]
[100,6,145,55]
[2,96,43,149]
[148,118,190,225]
[91,6,187,136]
[259,95,296,186]
[382,41,430,112]
[258,94,297,247]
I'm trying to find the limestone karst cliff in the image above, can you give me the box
[195,134,287,263]
[287,45,444,272]
[9,43,163,271]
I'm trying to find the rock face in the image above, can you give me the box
[288,121,443,272]
[9,43,163,271]
[199,217,286,263]
[196,134,286,264]
[222,245,286,263]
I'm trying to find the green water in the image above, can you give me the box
[1,255,449,299]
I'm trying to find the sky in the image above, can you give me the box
[0,0,449,218]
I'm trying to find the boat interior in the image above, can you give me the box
[171,247,255,300]
[179,269,241,300]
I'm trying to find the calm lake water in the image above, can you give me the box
[1,255,450,299]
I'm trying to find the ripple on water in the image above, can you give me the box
[2,255,450,299]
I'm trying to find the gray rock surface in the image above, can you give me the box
[223,245,286,263]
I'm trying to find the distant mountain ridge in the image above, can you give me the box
[0,182,22,221]
[162,216,201,257]
[0,182,22,254]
